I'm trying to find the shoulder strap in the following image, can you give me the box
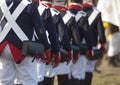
[50,8,60,17]
[75,11,87,22]
[88,7,100,25]
[63,11,74,24]
[0,0,30,42]
[13,0,30,20]
[38,3,48,16]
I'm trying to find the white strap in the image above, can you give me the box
[0,2,13,38]
[38,3,48,16]
[75,11,86,22]
[32,29,37,41]
[8,2,13,9]
[0,0,30,42]
[0,2,13,24]
[46,31,50,43]
[88,7,99,25]
[81,38,86,43]
[13,0,30,20]
[33,29,39,40]
[0,26,2,32]
[63,11,74,24]
[75,11,82,22]
[50,8,60,17]
[0,0,4,6]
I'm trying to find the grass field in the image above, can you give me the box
[92,59,120,85]
[54,59,120,85]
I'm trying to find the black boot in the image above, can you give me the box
[57,74,70,85]
[42,77,54,85]
[38,81,45,85]
[73,78,80,85]
[79,79,85,85]
[68,76,79,85]
[68,77,74,85]
[85,72,93,85]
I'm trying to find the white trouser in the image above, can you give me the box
[55,61,72,75]
[36,59,46,82]
[45,64,56,78]
[14,78,21,84]
[0,45,38,85]
[44,54,73,77]
[85,59,97,72]
[70,55,87,80]
[45,60,72,78]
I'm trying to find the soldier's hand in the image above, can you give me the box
[52,52,60,68]
[72,52,80,64]
[100,43,106,52]
[67,51,72,64]
[86,50,93,59]
[44,49,51,64]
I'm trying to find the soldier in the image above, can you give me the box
[32,0,61,85]
[68,0,93,85]
[83,0,106,85]
[40,0,72,85]
[0,0,51,85]
[33,0,60,67]
[53,0,81,85]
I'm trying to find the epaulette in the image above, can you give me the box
[88,7,100,25]
[79,11,87,17]
[93,7,100,13]
[75,11,86,22]
[50,8,60,16]
[38,3,48,15]
[63,11,74,24]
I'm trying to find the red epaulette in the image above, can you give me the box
[82,3,93,8]
[33,0,39,3]
[53,5,68,11]
[68,3,83,10]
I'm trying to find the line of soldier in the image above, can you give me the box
[0,0,106,85]
[35,0,106,85]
